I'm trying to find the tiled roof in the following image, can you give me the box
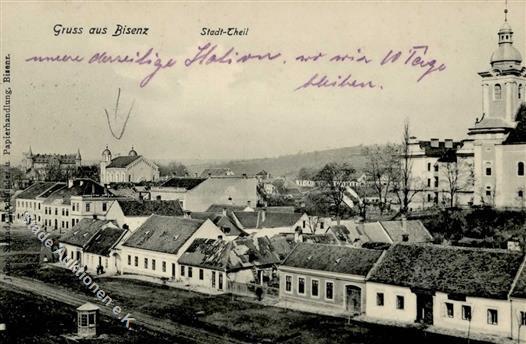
[368,243,524,299]
[232,211,303,229]
[378,220,433,243]
[122,215,205,255]
[179,236,296,271]
[60,219,117,248]
[189,212,245,237]
[107,155,141,168]
[15,182,59,200]
[85,226,127,256]
[302,233,337,245]
[161,177,207,189]
[282,243,383,276]
[117,199,184,217]
[205,204,250,213]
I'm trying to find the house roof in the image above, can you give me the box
[178,236,296,271]
[378,220,433,243]
[122,215,206,255]
[117,199,184,217]
[85,226,127,256]
[200,168,234,177]
[368,243,524,299]
[205,204,251,213]
[302,233,338,245]
[160,177,207,189]
[231,211,303,229]
[106,155,142,168]
[60,219,118,248]
[510,263,526,298]
[282,243,383,276]
[15,182,59,200]
[42,179,110,205]
[189,212,245,237]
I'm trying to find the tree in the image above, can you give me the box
[297,167,317,180]
[158,161,188,177]
[362,144,400,214]
[393,120,422,215]
[440,159,473,208]
[315,162,355,223]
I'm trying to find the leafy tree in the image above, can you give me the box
[158,161,189,177]
[315,162,355,222]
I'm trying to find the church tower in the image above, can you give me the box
[469,5,526,141]
[100,146,112,184]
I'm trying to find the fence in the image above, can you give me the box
[227,281,279,299]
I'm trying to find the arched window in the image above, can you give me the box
[494,84,502,100]
[519,84,523,99]
[519,162,525,176]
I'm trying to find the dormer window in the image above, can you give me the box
[494,84,502,100]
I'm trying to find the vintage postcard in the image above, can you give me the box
[1,0,526,343]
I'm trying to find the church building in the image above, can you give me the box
[99,146,160,185]
[467,9,526,208]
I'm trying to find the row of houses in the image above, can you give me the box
[278,242,526,342]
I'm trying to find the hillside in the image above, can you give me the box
[187,146,368,178]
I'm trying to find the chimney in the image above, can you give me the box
[247,200,251,208]
[68,178,74,188]
[445,139,453,148]
[242,173,247,179]
[122,224,129,230]
[228,197,233,205]
[183,210,191,219]
[222,207,227,216]
[261,208,266,223]
[430,138,439,148]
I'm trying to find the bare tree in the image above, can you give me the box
[440,159,473,208]
[315,162,355,223]
[393,120,421,214]
[362,144,400,214]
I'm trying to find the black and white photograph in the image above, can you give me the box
[1,0,526,343]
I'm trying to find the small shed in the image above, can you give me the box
[76,302,99,337]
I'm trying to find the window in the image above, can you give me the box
[88,313,95,325]
[298,277,305,295]
[38,203,41,210]
[486,190,492,196]
[494,84,502,100]
[427,178,431,187]
[65,209,69,216]
[80,314,88,326]
[521,311,526,326]
[376,293,384,306]
[285,275,292,292]
[487,309,498,325]
[427,162,431,171]
[55,208,58,215]
[181,265,185,276]
[519,190,524,198]
[212,271,216,288]
[162,261,166,273]
[302,220,306,229]
[134,256,138,267]
[519,162,525,176]
[127,255,131,265]
[86,203,91,212]
[188,267,193,278]
[311,280,319,297]
[144,258,148,269]
[434,164,439,172]
[320,222,324,229]
[486,167,492,176]
[519,84,523,99]
[462,305,472,321]
[396,295,405,310]
[434,177,439,188]
[102,202,107,212]
[326,281,334,300]
[152,259,156,270]
[62,208,65,216]
[199,269,204,280]
[445,302,454,318]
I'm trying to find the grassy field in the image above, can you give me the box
[10,265,489,344]
[0,286,179,344]
[0,226,43,271]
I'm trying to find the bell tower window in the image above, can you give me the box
[494,84,502,100]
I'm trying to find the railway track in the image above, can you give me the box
[0,274,250,344]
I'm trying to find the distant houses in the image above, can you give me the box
[150,176,258,212]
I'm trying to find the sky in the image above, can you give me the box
[1,1,525,163]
